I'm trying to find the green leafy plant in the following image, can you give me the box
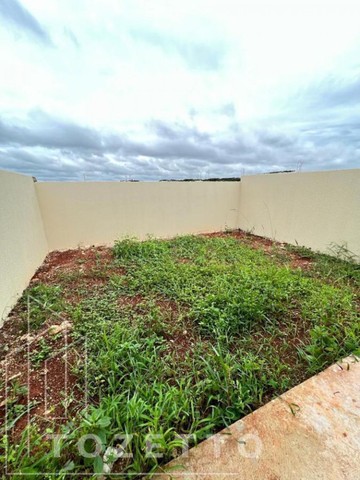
[31,337,51,368]
[20,284,64,330]
[4,233,359,476]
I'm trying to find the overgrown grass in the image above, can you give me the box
[18,284,64,331]
[2,234,359,477]
[286,243,360,288]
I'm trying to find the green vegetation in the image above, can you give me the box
[286,243,360,288]
[1,233,359,477]
[18,284,64,330]
[30,337,52,368]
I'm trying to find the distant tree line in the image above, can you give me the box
[120,171,295,182]
[160,177,241,182]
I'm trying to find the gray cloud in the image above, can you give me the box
[256,130,295,148]
[1,106,359,181]
[2,69,360,181]
[0,110,118,151]
[307,76,360,109]
[286,72,360,119]
[149,120,211,142]
[0,0,52,45]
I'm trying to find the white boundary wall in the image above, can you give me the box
[238,169,360,258]
[0,171,48,323]
[36,181,241,251]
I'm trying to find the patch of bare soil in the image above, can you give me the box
[32,246,125,287]
[0,248,123,438]
[164,325,198,360]
[0,323,82,441]
[176,258,191,264]
[290,256,313,270]
[33,247,108,280]
[161,319,198,360]
[0,307,72,363]
[117,294,145,310]
[152,299,205,360]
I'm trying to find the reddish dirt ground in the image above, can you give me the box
[0,326,82,441]
[0,230,315,441]
[32,246,125,286]
[33,246,112,279]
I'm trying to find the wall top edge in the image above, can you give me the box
[242,168,360,178]
[1,167,359,183]
[0,168,37,180]
[35,180,242,185]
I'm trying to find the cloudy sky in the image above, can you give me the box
[0,0,359,181]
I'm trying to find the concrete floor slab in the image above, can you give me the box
[158,356,360,480]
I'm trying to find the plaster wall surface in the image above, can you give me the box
[0,170,48,324]
[36,181,241,250]
[238,169,360,257]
